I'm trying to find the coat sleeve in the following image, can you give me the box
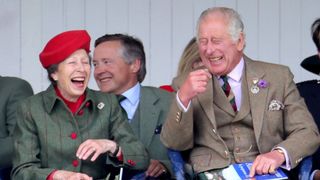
[0,79,33,168]
[11,99,55,180]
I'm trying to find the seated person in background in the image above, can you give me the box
[93,33,174,179]
[297,17,320,180]
[11,30,148,180]
[0,76,33,180]
[160,37,203,92]
[160,7,320,180]
[176,37,203,77]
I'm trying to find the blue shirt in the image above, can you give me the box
[120,83,140,121]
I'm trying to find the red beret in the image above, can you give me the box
[39,30,91,68]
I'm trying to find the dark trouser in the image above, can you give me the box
[107,165,171,180]
[0,167,11,180]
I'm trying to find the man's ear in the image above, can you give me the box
[236,32,245,51]
[130,59,141,73]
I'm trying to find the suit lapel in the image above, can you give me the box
[212,76,236,116]
[139,88,160,147]
[244,56,269,144]
[198,78,217,129]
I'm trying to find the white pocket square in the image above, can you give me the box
[268,100,284,111]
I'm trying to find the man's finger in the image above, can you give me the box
[249,160,259,177]
[269,165,276,174]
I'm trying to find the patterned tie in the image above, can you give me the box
[116,95,128,117]
[221,76,237,112]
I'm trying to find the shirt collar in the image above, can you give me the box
[122,83,140,105]
[219,57,244,82]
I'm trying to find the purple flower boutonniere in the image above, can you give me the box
[251,78,268,94]
[257,79,268,88]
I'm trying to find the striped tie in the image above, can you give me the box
[221,76,237,112]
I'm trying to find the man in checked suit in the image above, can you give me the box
[160,7,320,179]
[0,76,33,179]
[93,34,174,179]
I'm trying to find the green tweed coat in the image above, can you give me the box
[0,76,33,168]
[12,86,148,179]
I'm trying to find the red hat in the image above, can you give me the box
[39,30,91,68]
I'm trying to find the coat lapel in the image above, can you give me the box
[139,88,160,147]
[244,56,269,145]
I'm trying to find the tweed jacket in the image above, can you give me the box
[131,86,174,176]
[161,56,320,173]
[12,86,148,179]
[0,76,33,168]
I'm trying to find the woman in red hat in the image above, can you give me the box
[11,30,148,180]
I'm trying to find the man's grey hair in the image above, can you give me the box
[196,7,245,43]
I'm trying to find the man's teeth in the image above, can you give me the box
[209,57,222,61]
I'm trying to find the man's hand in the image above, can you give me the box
[76,139,118,161]
[145,159,168,178]
[179,69,212,107]
[249,150,285,177]
[53,170,92,180]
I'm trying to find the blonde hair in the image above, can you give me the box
[177,37,202,76]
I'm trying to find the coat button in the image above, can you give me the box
[72,159,79,167]
[224,150,229,158]
[85,101,91,107]
[127,159,136,166]
[235,147,240,153]
[70,132,77,139]
[78,109,84,116]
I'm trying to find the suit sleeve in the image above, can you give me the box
[275,67,320,168]
[0,79,33,168]
[161,77,195,151]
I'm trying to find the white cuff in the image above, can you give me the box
[272,147,291,170]
[176,91,190,112]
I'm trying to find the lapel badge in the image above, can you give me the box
[154,124,162,134]
[97,102,105,110]
[250,78,260,94]
[268,100,284,111]
[251,78,269,94]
